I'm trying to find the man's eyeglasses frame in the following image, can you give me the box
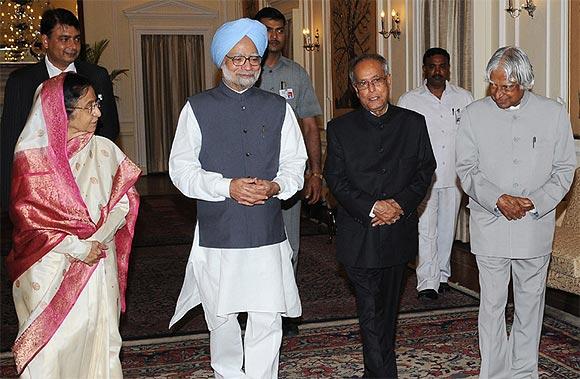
[353,76,389,91]
[225,55,262,67]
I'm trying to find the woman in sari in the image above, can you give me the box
[6,72,140,378]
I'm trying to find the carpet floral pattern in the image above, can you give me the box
[3,309,576,378]
[1,235,479,351]
[89,310,580,378]
[1,193,578,377]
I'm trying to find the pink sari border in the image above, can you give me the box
[12,261,98,374]
[8,147,94,282]
[109,157,141,313]
[12,159,141,374]
[8,74,142,374]
[8,75,95,282]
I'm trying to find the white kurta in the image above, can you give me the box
[14,136,130,379]
[398,80,473,188]
[398,81,474,291]
[168,98,307,330]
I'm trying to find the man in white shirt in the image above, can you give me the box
[398,48,473,299]
[168,18,307,379]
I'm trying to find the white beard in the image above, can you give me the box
[222,64,260,91]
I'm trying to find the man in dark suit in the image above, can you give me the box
[324,54,436,378]
[1,8,120,210]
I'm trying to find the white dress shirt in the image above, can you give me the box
[169,87,307,330]
[398,80,473,188]
[45,57,76,78]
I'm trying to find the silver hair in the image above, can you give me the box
[349,54,390,84]
[485,46,534,90]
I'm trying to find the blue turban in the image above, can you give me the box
[210,18,267,68]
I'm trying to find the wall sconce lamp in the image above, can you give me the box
[505,0,536,18]
[379,9,401,39]
[302,28,320,52]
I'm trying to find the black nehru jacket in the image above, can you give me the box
[324,104,436,268]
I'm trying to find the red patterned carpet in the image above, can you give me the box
[2,308,577,378]
[1,194,480,351]
[2,193,578,377]
[90,310,580,378]
[0,235,482,351]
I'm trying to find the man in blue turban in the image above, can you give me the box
[210,18,268,67]
[168,18,307,378]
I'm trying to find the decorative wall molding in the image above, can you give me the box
[411,0,421,90]
[323,0,332,127]
[124,0,218,173]
[559,1,568,104]
[123,0,218,19]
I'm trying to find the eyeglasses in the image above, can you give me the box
[68,99,101,114]
[225,55,262,66]
[353,76,388,91]
[488,81,519,93]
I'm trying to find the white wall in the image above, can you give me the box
[374,0,569,104]
[472,0,568,102]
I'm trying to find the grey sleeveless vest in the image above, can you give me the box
[188,82,287,248]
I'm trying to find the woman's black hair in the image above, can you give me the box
[63,73,93,117]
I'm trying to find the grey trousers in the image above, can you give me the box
[476,254,550,379]
[282,200,301,276]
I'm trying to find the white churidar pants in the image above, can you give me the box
[476,254,550,379]
[416,185,462,291]
[210,312,282,379]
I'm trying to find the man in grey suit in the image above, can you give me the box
[456,46,576,379]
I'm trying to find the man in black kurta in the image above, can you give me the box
[324,54,436,378]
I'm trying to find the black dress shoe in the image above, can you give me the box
[282,318,299,337]
[417,289,438,300]
[438,283,450,293]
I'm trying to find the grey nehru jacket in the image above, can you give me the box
[188,82,287,249]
